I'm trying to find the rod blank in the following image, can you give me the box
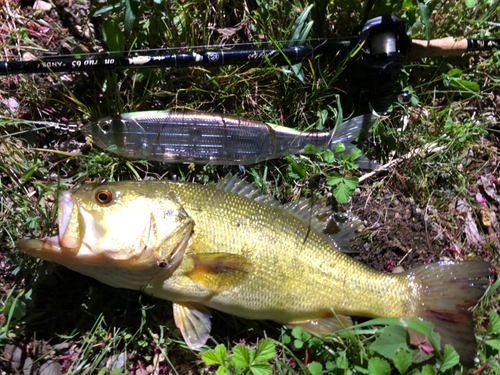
[0,45,318,76]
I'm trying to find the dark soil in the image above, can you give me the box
[351,189,438,273]
[350,136,500,276]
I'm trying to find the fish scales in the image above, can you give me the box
[82,111,372,166]
[162,181,412,320]
[17,176,489,364]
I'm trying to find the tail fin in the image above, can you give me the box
[329,114,380,169]
[406,260,490,366]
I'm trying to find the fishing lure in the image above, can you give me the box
[81,111,378,167]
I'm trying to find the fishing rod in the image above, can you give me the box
[1,16,498,77]
[0,16,409,76]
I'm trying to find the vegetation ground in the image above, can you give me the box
[0,0,499,374]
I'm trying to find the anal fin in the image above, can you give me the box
[173,302,212,350]
[187,253,250,293]
[286,314,352,335]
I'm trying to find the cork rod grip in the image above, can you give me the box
[409,37,469,59]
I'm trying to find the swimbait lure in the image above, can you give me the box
[81,111,377,167]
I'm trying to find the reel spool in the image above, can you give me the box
[357,15,410,72]
[349,16,412,110]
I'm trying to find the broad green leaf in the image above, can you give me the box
[450,79,480,92]
[418,1,432,41]
[465,0,478,7]
[447,68,463,77]
[291,326,303,339]
[333,141,346,153]
[440,344,460,371]
[294,339,304,349]
[350,148,363,160]
[394,350,412,374]
[98,369,107,375]
[254,338,275,361]
[334,178,358,204]
[412,348,433,364]
[325,361,336,371]
[233,344,251,367]
[326,172,342,186]
[289,162,306,179]
[367,357,390,375]
[321,149,335,163]
[485,338,500,350]
[304,144,317,154]
[215,344,227,362]
[488,311,500,333]
[301,332,312,342]
[202,350,220,365]
[249,362,272,375]
[110,370,123,375]
[420,364,435,375]
[124,0,140,36]
[102,19,124,55]
[281,334,291,345]
[202,344,226,365]
[216,365,226,375]
[339,317,442,359]
[343,176,359,191]
[370,325,408,360]
[336,352,349,369]
[308,337,323,350]
[308,362,323,375]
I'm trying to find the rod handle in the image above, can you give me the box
[409,37,468,59]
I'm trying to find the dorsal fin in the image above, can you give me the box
[216,174,281,208]
[216,174,362,251]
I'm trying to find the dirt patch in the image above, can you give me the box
[350,135,500,276]
[350,190,438,273]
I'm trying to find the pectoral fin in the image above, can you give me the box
[285,314,352,335]
[173,302,212,350]
[187,253,250,293]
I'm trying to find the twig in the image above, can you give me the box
[397,248,413,266]
[359,144,447,183]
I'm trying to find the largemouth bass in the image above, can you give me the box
[81,111,378,168]
[18,176,488,364]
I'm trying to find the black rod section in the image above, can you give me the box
[0,45,332,76]
[466,38,500,51]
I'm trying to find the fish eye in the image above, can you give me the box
[99,121,112,133]
[95,189,113,204]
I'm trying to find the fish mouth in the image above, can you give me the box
[17,190,86,264]
[17,237,64,263]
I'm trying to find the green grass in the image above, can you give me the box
[1,0,500,374]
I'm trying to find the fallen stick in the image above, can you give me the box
[359,143,446,182]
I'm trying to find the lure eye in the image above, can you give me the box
[95,189,113,204]
[99,121,112,132]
